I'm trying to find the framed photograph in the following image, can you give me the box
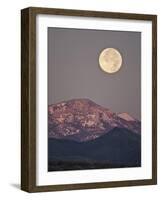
[21,7,157,192]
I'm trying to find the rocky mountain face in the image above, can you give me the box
[48,99,141,142]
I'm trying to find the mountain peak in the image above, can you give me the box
[117,112,136,122]
[50,98,110,110]
[48,99,141,142]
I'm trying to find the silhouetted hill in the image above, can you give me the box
[48,127,141,171]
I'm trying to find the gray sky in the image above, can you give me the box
[48,28,141,120]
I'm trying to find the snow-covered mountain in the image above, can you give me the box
[48,99,141,142]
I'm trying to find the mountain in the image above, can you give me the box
[117,112,136,121]
[48,127,141,171]
[48,99,141,142]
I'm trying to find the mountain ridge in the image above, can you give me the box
[48,98,141,142]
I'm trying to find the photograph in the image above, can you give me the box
[21,7,157,192]
[48,27,141,172]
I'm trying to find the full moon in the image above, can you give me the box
[99,48,122,74]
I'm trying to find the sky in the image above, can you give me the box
[48,28,141,120]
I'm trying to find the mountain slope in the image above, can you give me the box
[48,99,141,142]
[48,127,141,171]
